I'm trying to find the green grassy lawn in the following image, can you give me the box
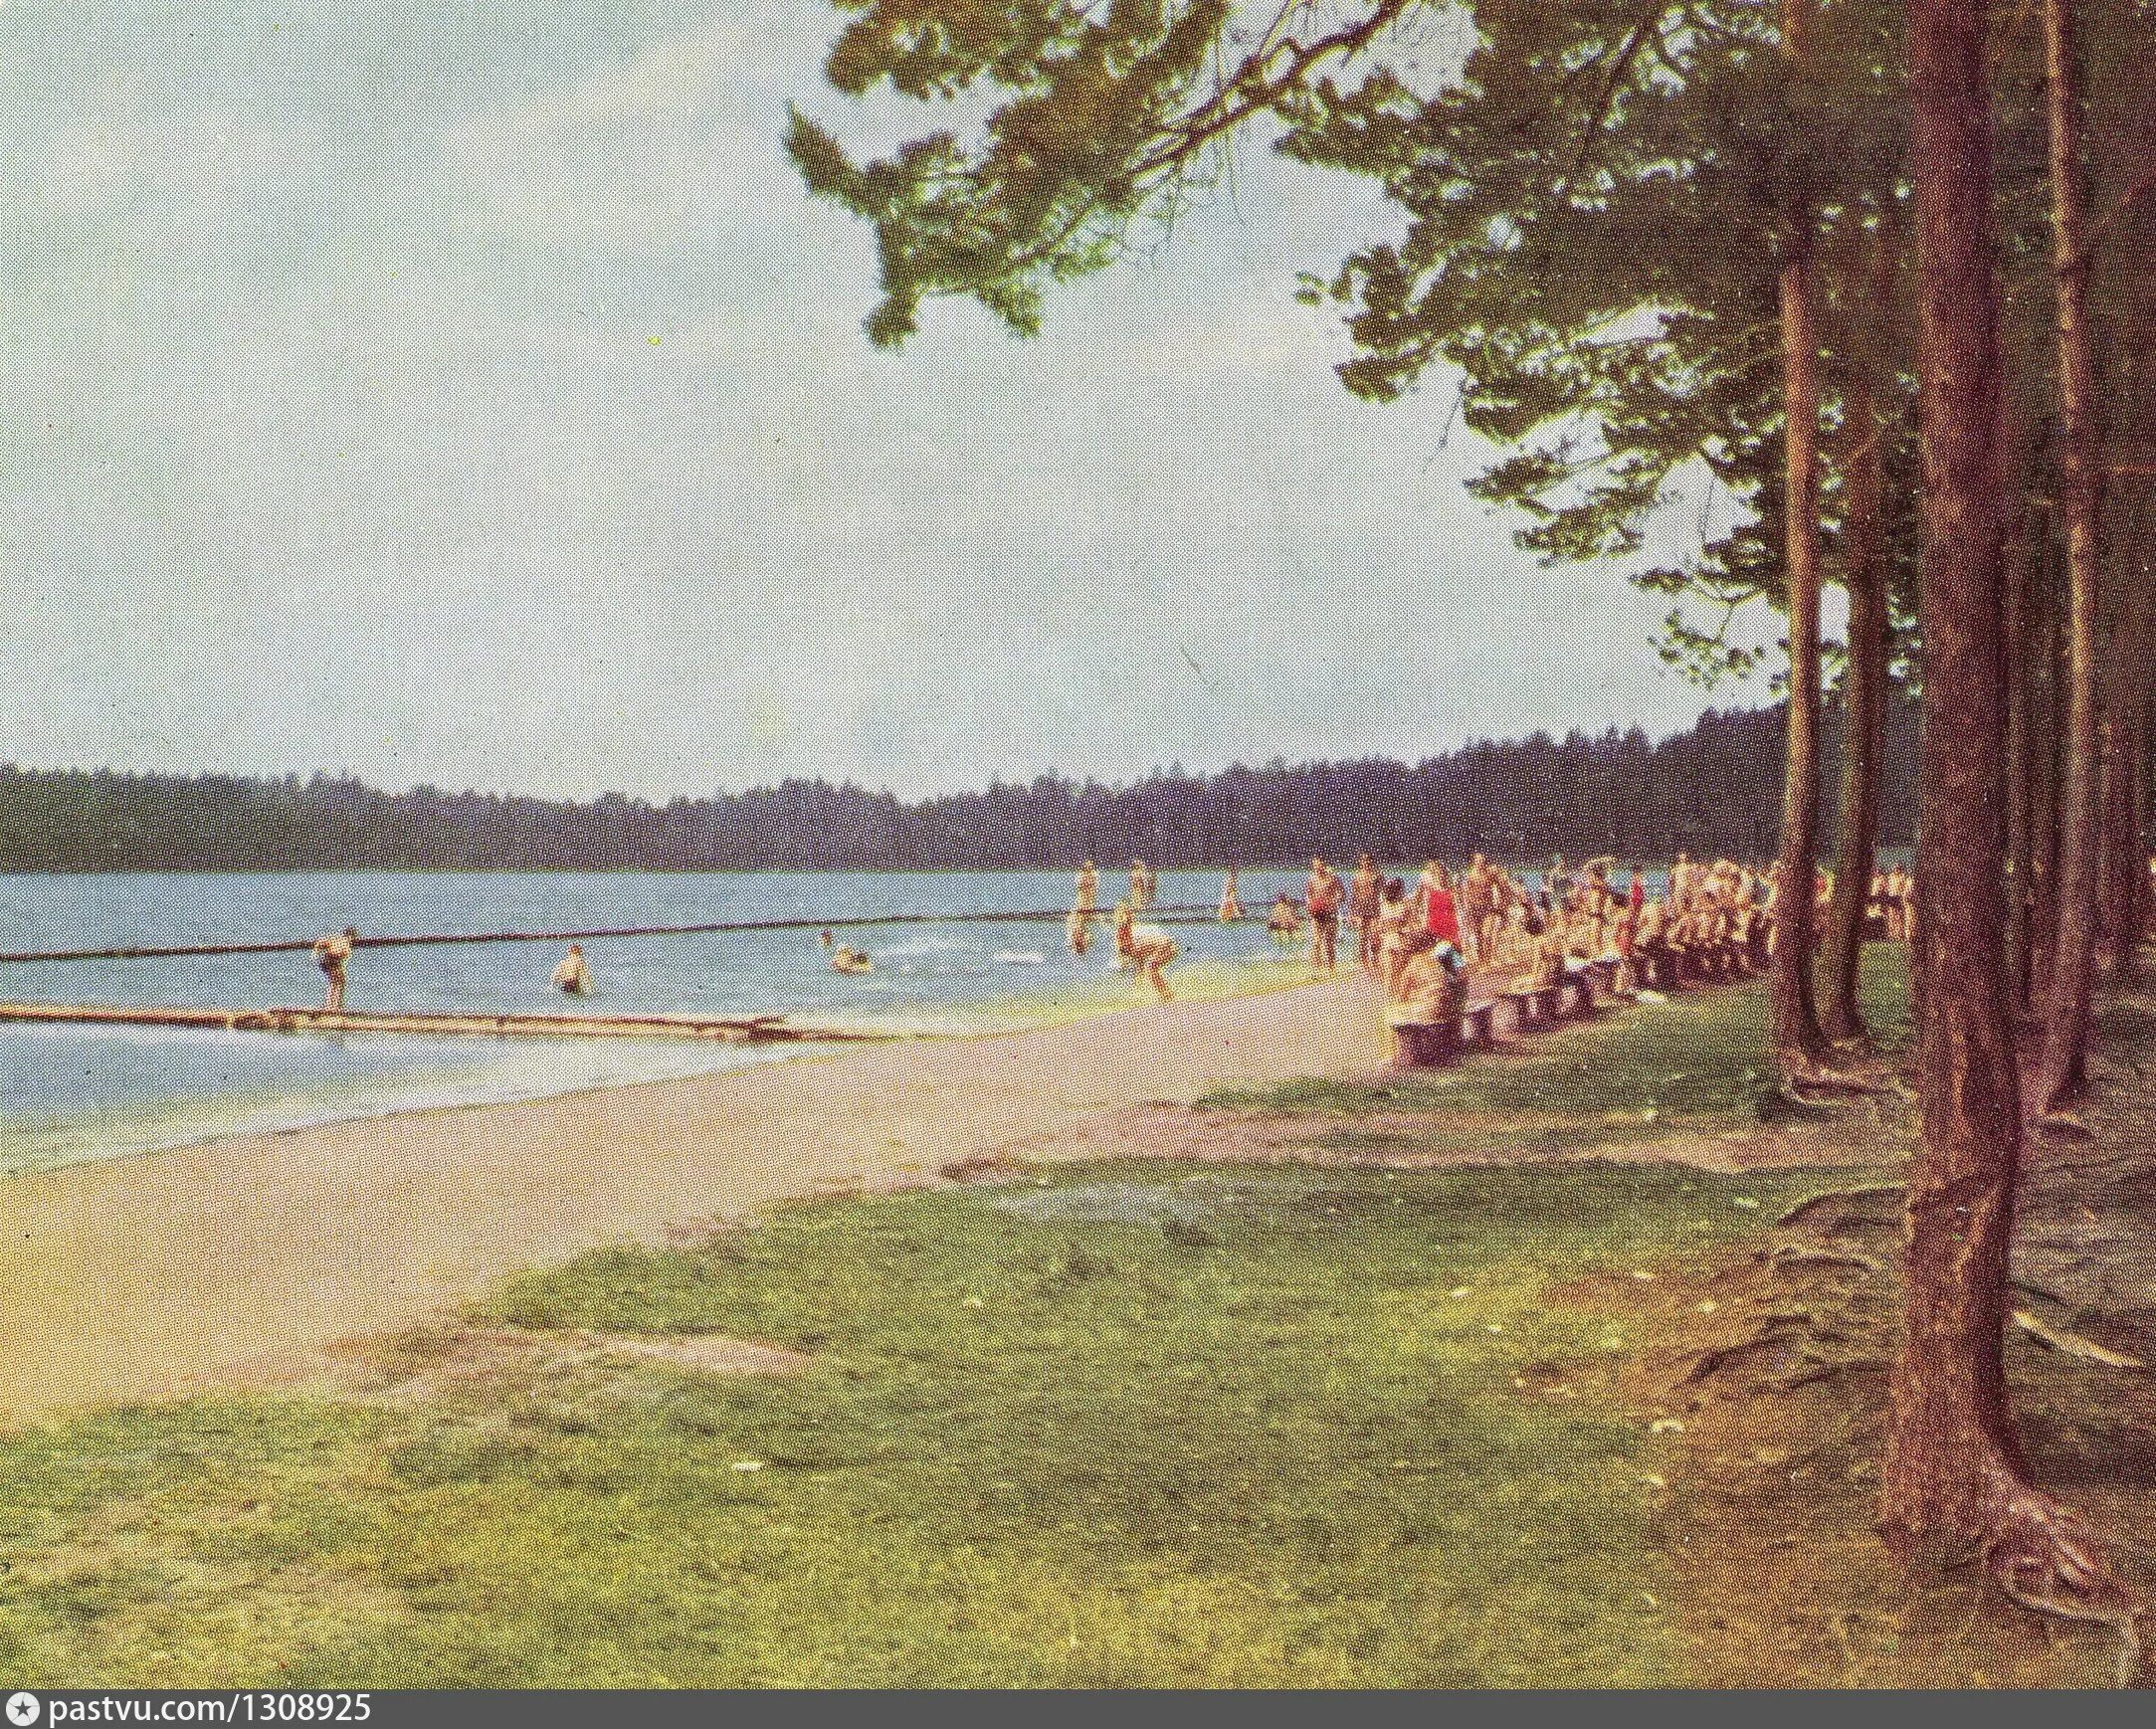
[1200,945,1911,1125]
[0,1158,1874,1688]
[0,945,2002,1689]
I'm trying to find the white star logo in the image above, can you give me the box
[6,1694,39,1727]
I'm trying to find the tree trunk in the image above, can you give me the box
[1882,0,2051,1560]
[2030,520,2064,1004]
[1821,384,1889,1045]
[1771,0,1831,1073]
[2035,0,2103,1115]
[2096,690,2149,970]
[2002,501,2034,1016]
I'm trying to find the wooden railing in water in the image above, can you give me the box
[0,903,1233,966]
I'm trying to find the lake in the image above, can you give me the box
[0,868,1330,1177]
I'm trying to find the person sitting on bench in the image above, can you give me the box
[1393,929,1470,1023]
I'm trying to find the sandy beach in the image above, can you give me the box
[0,973,1385,1423]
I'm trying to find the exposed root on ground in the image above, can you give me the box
[1684,1176,2156,1682]
[1980,1481,2149,1687]
[1767,1244,1882,1275]
[2012,1308,2149,1371]
[1777,1066,1889,1104]
[1775,1185,1903,1230]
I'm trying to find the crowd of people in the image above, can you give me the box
[297,856,1919,1015]
[1325,852,1918,1017]
[1051,851,1920,1015]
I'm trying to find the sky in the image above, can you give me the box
[0,1,1780,803]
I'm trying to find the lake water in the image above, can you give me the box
[0,868,1331,1178]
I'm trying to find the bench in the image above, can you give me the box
[1386,1000,1500,1068]
[1500,984,1564,1031]
[1561,970,1597,1016]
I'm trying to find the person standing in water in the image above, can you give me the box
[1268,893,1302,947]
[311,926,357,1012]
[550,943,591,996]
[1219,867,1244,923]
[1129,859,1156,911]
[1069,862,1100,956]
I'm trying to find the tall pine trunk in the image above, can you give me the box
[2096,684,2149,969]
[1821,383,1889,1045]
[1881,0,2032,1549]
[1771,0,1830,1072]
[2002,502,2035,1016]
[2030,525,2065,1003]
[2036,0,2102,1115]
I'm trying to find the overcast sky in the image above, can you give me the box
[1,1,1777,802]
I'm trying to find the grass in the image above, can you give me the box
[0,1155,1862,1688]
[7,939,2137,1688]
[1199,943,1912,1125]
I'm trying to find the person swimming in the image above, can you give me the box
[549,942,591,996]
[831,944,873,975]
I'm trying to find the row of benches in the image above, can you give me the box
[1385,941,1759,1067]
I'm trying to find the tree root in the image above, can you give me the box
[1982,1483,2149,1687]
[2034,1110,2097,1141]
[1776,1357,1885,1391]
[2011,1306,2149,1371]
[1777,1062,1889,1101]
[1766,1245,1883,1275]
[1776,1185,1902,1230]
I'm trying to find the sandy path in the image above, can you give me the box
[0,973,1385,1422]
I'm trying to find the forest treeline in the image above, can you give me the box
[0,698,1914,874]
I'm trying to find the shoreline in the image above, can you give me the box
[0,970,1387,1424]
[0,953,1315,1183]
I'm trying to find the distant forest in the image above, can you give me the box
[0,700,1917,874]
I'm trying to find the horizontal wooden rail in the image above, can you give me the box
[0,903,1243,966]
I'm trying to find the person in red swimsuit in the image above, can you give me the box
[1416,861,1461,946]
